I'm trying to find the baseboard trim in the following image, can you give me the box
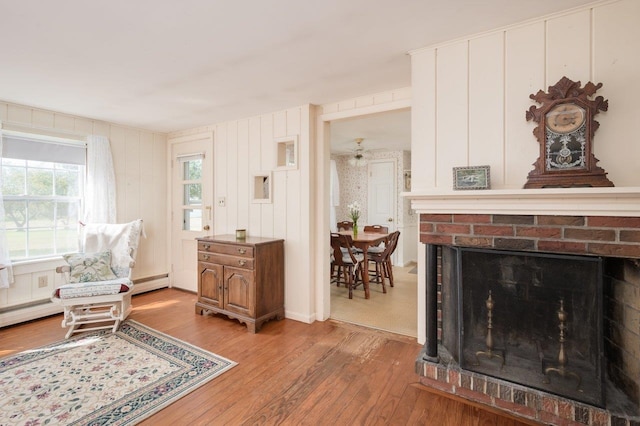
[285,310,315,324]
[0,276,170,328]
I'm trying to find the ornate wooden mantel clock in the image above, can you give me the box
[524,76,614,188]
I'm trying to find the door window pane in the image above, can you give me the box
[183,183,202,206]
[181,158,204,231]
[183,209,202,231]
[183,159,202,180]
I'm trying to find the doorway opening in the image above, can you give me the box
[327,108,417,337]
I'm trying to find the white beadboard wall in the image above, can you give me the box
[168,105,315,323]
[0,101,168,326]
[410,0,640,191]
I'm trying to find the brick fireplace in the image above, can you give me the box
[409,188,640,426]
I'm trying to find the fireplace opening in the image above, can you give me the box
[447,247,604,407]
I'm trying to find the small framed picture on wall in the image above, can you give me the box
[452,165,490,190]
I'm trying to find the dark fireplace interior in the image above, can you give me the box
[418,213,640,423]
[443,248,603,406]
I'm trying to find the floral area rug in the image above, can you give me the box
[0,320,236,425]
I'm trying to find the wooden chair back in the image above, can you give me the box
[337,221,353,231]
[383,231,401,259]
[363,225,389,234]
[330,232,359,265]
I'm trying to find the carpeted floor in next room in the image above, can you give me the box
[330,263,418,338]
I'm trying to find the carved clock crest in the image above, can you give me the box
[524,76,614,188]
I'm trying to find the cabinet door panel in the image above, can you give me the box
[224,266,255,317]
[199,262,223,308]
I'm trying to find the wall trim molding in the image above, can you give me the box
[406,187,640,217]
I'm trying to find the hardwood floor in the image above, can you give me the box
[0,288,535,425]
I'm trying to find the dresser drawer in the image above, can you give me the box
[198,241,254,258]
[198,252,255,269]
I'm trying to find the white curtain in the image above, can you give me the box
[0,130,14,288]
[329,160,340,232]
[85,135,117,224]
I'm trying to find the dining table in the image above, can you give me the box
[337,230,389,299]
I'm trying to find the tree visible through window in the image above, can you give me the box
[1,134,85,261]
[182,158,202,231]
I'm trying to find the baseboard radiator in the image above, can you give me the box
[0,275,169,328]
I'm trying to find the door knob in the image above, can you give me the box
[387,217,393,222]
[203,225,210,231]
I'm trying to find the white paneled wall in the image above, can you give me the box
[168,105,315,322]
[410,0,640,190]
[0,101,168,326]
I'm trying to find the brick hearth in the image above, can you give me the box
[416,213,640,426]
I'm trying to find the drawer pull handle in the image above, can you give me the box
[238,248,246,254]
[202,254,209,260]
[203,244,210,250]
[238,260,246,266]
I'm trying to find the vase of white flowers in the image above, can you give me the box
[347,201,361,237]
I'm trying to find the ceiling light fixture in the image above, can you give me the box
[348,138,368,167]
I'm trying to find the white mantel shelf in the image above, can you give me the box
[403,187,640,217]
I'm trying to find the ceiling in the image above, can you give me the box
[330,108,411,154]
[0,0,594,135]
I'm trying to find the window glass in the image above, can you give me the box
[1,137,85,261]
[180,158,203,231]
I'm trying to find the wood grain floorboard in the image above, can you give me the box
[0,288,537,425]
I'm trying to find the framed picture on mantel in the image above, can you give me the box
[453,165,491,190]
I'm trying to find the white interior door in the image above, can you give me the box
[170,136,213,292]
[367,159,396,231]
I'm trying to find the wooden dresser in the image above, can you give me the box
[195,235,284,333]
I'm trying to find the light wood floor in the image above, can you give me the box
[1,288,535,425]
[331,264,418,337]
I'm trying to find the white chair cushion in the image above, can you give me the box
[54,278,132,299]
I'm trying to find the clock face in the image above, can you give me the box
[545,103,585,134]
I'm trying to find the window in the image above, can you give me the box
[1,132,86,261]
[178,153,203,231]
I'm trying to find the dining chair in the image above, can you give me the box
[368,230,401,293]
[364,225,390,255]
[337,221,354,231]
[330,232,365,299]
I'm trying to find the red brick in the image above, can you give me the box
[455,236,493,247]
[590,409,608,426]
[435,223,471,234]
[540,411,576,426]
[418,376,455,393]
[516,226,562,239]
[419,223,434,233]
[456,387,493,405]
[541,396,557,414]
[588,243,640,258]
[448,370,460,386]
[421,214,452,223]
[557,400,573,420]
[453,214,492,223]
[564,228,616,241]
[620,230,640,243]
[425,364,437,379]
[493,398,537,419]
[494,238,535,251]
[473,225,514,237]
[420,234,453,245]
[538,240,587,254]
[493,214,535,225]
[538,216,585,226]
[588,216,640,228]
